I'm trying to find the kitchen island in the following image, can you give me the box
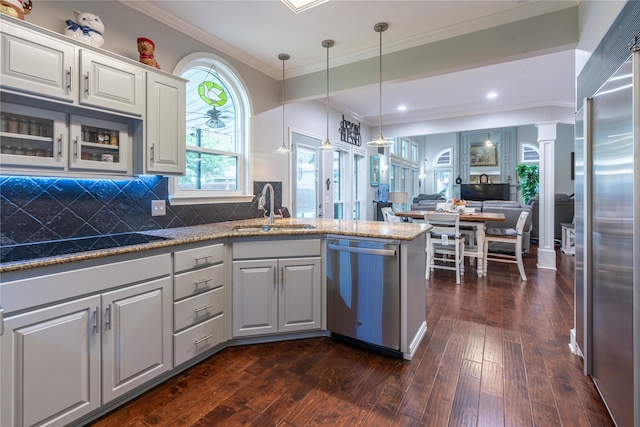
[0,218,429,427]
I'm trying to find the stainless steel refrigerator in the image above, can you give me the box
[577,47,639,427]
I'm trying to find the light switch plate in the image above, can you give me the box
[151,200,166,216]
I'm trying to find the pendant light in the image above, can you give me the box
[485,132,493,145]
[317,39,336,151]
[366,22,394,148]
[274,53,292,154]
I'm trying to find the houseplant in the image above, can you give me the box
[516,163,539,204]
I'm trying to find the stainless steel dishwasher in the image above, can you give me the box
[326,236,401,357]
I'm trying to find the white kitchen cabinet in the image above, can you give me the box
[141,70,186,175]
[1,16,185,178]
[0,102,67,170]
[1,17,143,116]
[0,18,76,102]
[78,50,144,116]
[1,102,132,175]
[173,242,226,366]
[0,253,172,427]
[232,239,322,338]
[0,296,101,427]
[69,114,131,173]
[101,277,172,403]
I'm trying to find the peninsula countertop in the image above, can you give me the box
[0,218,429,273]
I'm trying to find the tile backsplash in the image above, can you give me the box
[0,175,282,245]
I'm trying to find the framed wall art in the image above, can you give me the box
[370,156,380,186]
[470,144,498,166]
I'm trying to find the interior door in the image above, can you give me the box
[292,131,321,218]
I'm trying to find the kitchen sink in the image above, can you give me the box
[231,223,316,232]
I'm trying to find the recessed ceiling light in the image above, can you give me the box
[397,105,407,111]
[486,92,498,99]
[281,0,329,13]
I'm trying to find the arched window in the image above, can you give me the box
[433,147,453,198]
[170,53,252,203]
[435,148,452,166]
[521,143,540,163]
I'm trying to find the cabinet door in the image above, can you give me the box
[145,70,186,175]
[232,259,278,337]
[0,295,101,427]
[79,50,144,116]
[0,102,68,171]
[279,257,321,333]
[101,276,172,403]
[1,20,76,102]
[69,114,130,173]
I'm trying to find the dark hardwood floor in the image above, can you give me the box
[89,246,614,427]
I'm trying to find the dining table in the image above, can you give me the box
[395,210,506,277]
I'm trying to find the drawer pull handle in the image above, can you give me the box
[194,335,212,345]
[194,304,213,313]
[194,278,212,287]
[194,255,213,262]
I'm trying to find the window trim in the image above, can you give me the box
[169,52,253,205]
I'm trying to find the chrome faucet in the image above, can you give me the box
[260,183,275,225]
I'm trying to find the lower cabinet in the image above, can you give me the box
[0,254,172,427]
[0,296,101,427]
[232,239,322,338]
[173,241,226,367]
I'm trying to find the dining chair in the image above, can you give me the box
[424,212,465,284]
[482,210,529,280]
[381,207,401,222]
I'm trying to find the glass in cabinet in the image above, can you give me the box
[0,102,132,175]
[0,102,66,169]
[69,115,130,173]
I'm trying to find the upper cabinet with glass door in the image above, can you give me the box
[1,102,131,175]
[0,103,66,170]
[1,17,144,116]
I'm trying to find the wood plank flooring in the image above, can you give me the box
[89,247,614,427]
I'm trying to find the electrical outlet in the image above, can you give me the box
[151,200,166,217]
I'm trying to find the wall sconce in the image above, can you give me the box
[381,164,389,172]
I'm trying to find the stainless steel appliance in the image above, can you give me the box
[576,11,639,425]
[326,236,401,357]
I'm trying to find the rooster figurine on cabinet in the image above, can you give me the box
[0,0,32,19]
[64,10,105,47]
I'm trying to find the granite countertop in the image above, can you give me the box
[0,218,428,274]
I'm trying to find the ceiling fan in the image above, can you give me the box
[187,106,232,129]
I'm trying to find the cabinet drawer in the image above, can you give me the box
[174,286,224,332]
[174,243,224,273]
[174,263,224,300]
[174,314,224,367]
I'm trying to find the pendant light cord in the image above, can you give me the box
[319,40,334,150]
[326,43,330,141]
[378,26,383,137]
[282,57,286,144]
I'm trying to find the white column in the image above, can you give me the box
[536,121,557,270]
